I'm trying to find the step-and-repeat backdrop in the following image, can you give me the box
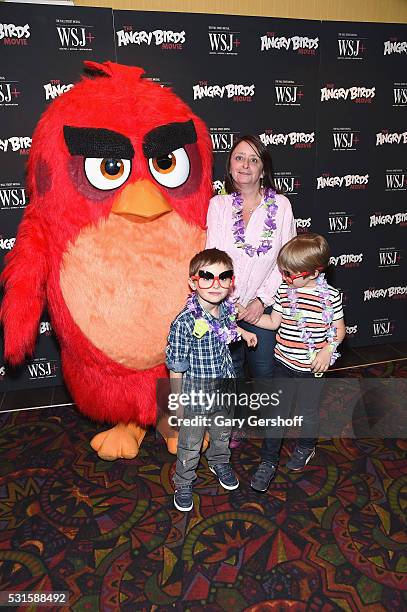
[1,4,406,390]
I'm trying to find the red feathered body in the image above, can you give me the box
[1,62,212,426]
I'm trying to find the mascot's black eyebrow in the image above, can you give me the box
[63,126,134,158]
[142,120,197,158]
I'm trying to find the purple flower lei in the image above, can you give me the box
[187,294,240,344]
[232,188,278,257]
[286,273,341,366]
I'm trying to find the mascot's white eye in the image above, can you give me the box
[148,147,190,188]
[84,158,132,190]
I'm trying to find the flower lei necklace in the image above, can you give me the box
[232,187,278,257]
[187,294,240,344]
[287,273,341,366]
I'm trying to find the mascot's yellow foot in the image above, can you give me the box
[201,432,210,452]
[156,417,178,454]
[90,422,147,461]
[156,417,210,455]
[166,433,179,455]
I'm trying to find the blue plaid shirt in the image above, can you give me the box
[166,299,236,380]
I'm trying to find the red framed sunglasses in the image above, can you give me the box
[191,269,235,289]
[281,266,324,284]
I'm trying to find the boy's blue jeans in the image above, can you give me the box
[173,405,232,486]
[261,360,324,463]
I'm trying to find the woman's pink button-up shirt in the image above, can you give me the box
[206,193,296,307]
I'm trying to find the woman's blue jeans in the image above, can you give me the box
[230,306,276,378]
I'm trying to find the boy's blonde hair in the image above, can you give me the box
[277,233,330,273]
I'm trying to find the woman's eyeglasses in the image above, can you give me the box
[191,269,234,289]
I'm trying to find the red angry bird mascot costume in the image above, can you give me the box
[1,61,212,460]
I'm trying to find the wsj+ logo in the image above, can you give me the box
[333,132,358,149]
[210,132,235,151]
[328,216,352,232]
[208,32,240,53]
[393,87,407,105]
[274,177,300,193]
[0,83,21,103]
[27,360,57,378]
[57,26,95,48]
[386,173,406,190]
[338,38,366,57]
[379,251,401,266]
[0,187,26,209]
[275,85,303,104]
[373,321,393,336]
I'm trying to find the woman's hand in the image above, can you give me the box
[241,298,264,325]
[236,302,248,320]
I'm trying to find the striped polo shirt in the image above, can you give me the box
[273,282,344,372]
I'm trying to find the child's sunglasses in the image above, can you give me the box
[281,266,324,284]
[191,269,234,289]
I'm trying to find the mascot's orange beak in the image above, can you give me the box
[111,179,172,222]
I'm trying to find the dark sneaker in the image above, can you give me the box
[209,463,239,490]
[250,461,277,492]
[173,484,193,511]
[286,446,315,471]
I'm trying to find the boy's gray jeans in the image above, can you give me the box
[173,407,232,486]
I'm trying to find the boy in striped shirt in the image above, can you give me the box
[250,233,346,492]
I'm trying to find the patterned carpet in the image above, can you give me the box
[0,362,406,611]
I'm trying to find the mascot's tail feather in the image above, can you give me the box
[1,210,47,365]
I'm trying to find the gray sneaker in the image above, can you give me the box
[250,461,277,492]
[286,446,315,471]
[174,484,193,511]
[209,463,239,490]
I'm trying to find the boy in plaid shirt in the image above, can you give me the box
[166,248,256,512]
